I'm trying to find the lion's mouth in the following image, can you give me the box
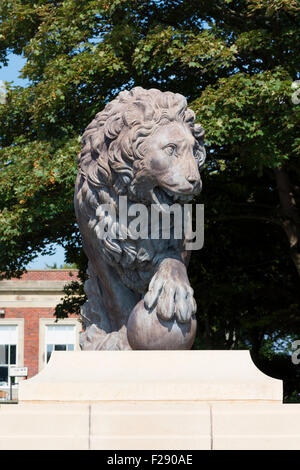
[162,187,195,203]
[151,187,194,211]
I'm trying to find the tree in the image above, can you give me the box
[0,0,299,400]
[0,80,5,104]
[46,262,78,269]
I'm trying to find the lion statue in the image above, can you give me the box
[74,87,205,350]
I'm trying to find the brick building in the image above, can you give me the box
[0,270,82,397]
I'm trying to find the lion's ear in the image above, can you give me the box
[185,109,195,124]
[194,124,205,139]
[124,101,154,127]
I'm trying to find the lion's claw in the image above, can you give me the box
[144,270,196,324]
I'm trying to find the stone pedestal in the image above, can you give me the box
[0,351,299,450]
[19,350,282,403]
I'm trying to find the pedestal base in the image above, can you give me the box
[19,350,282,403]
[0,351,299,450]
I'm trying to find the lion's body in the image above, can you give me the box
[75,87,205,350]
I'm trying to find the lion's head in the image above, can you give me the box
[77,87,205,209]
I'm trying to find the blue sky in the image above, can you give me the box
[1,54,66,269]
[0,54,28,86]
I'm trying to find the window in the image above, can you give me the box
[45,325,75,364]
[0,325,17,386]
[39,318,80,371]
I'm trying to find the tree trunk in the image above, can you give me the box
[274,166,300,277]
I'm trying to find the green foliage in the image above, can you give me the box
[54,280,87,320]
[46,262,78,269]
[192,68,299,168]
[0,0,299,400]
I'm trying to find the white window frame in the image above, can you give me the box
[0,319,24,390]
[39,318,81,371]
[45,324,76,364]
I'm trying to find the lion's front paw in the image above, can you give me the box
[144,270,197,324]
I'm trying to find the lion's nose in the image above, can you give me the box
[187,175,201,193]
[187,176,199,184]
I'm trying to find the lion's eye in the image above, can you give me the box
[164,145,177,156]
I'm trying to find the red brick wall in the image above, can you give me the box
[10,270,79,281]
[5,307,55,378]
[1,270,80,378]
